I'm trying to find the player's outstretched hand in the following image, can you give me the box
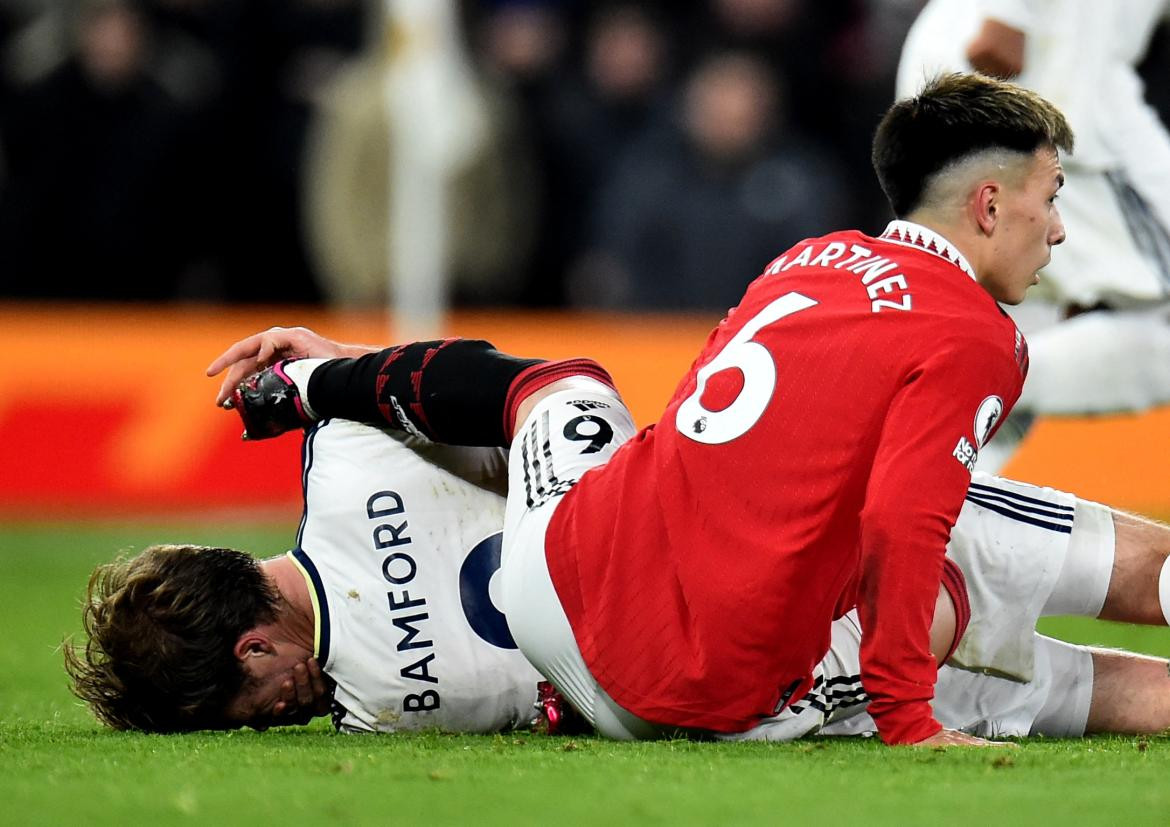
[207,326,376,407]
[912,728,1018,748]
[272,658,333,725]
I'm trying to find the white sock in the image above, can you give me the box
[281,358,327,421]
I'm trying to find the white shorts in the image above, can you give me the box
[946,473,1114,683]
[498,383,664,739]
[735,474,1113,742]
[737,615,1095,742]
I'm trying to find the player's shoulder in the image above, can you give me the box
[931,307,1027,381]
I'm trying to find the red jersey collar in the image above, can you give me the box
[879,220,976,282]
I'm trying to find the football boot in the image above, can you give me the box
[229,359,317,440]
[533,681,592,736]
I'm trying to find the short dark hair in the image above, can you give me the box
[872,72,1075,216]
[64,545,279,732]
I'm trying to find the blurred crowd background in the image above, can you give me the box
[1,0,1168,313]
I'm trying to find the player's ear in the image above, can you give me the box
[233,631,275,662]
[973,181,1000,235]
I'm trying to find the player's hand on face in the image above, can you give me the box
[272,658,333,724]
[912,728,1018,748]
[207,326,350,407]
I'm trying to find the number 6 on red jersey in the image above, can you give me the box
[676,292,818,445]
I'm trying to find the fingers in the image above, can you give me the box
[216,371,239,408]
[272,658,331,723]
[216,364,255,407]
[207,333,266,378]
[292,658,332,713]
[274,673,298,718]
[912,729,1018,748]
[292,661,315,708]
[209,326,358,407]
[209,334,269,407]
[209,327,311,406]
[210,332,287,406]
[307,658,332,714]
[215,359,262,407]
[257,336,278,368]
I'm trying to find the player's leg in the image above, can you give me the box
[977,311,1170,474]
[918,635,1096,739]
[738,582,963,742]
[1016,309,1170,417]
[496,378,669,739]
[1035,494,1114,619]
[229,339,613,447]
[945,474,1082,680]
[900,634,1170,739]
[781,535,1166,741]
[1096,510,1170,626]
[1083,648,1170,735]
[1015,638,1170,737]
[1011,504,1170,734]
[946,476,1169,676]
[1039,498,1170,627]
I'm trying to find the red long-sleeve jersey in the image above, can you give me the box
[544,221,1027,744]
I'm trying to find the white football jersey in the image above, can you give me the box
[288,419,543,734]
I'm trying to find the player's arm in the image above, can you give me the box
[965,0,1037,78]
[857,332,1022,746]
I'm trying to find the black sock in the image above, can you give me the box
[306,339,544,446]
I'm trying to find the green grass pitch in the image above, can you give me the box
[4,521,1170,826]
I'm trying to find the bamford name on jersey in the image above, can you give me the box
[764,241,912,313]
[368,490,442,713]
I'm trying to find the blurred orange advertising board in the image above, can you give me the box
[0,304,715,518]
[1,304,1168,518]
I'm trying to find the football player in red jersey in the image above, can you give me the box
[209,328,1170,747]
[208,73,1073,747]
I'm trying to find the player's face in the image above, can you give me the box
[979,146,1066,305]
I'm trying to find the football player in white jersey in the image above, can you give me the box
[271,418,546,734]
[897,0,1170,471]
[67,326,1170,740]
[67,414,548,735]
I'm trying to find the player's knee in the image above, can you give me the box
[930,582,957,666]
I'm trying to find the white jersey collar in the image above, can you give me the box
[879,220,977,282]
[287,549,327,662]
